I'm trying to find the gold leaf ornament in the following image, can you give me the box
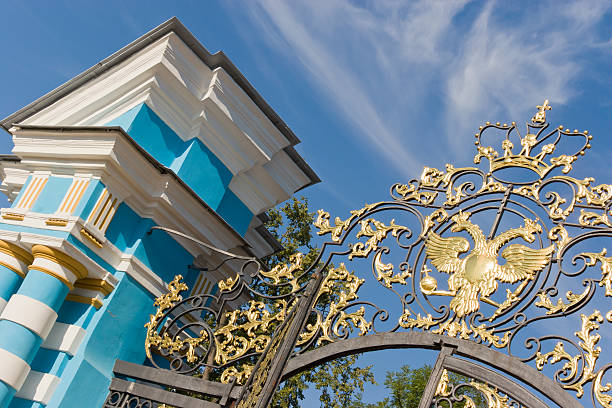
[259,252,304,292]
[535,287,590,315]
[314,203,378,242]
[218,274,239,293]
[349,218,408,259]
[144,276,209,364]
[214,299,291,367]
[535,311,610,404]
[582,249,612,297]
[373,251,411,288]
[298,264,370,346]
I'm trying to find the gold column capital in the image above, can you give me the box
[0,240,34,265]
[0,240,33,277]
[31,244,88,280]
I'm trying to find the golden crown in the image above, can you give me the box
[473,100,592,178]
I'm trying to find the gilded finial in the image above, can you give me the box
[531,99,551,124]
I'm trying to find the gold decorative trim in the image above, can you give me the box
[1,212,24,221]
[45,218,68,227]
[314,203,378,241]
[535,287,589,315]
[215,299,291,366]
[31,244,88,279]
[535,311,610,405]
[66,293,103,309]
[80,228,103,248]
[74,278,114,296]
[349,218,408,259]
[435,369,451,397]
[145,276,209,364]
[0,240,33,265]
[582,249,612,297]
[28,265,73,289]
[0,261,25,278]
[298,264,370,346]
[260,252,304,292]
[218,273,239,292]
[435,368,515,407]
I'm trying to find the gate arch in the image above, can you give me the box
[110,102,612,408]
[282,332,579,408]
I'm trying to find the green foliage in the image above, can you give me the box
[310,355,376,408]
[262,196,319,271]
[272,355,375,408]
[377,365,432,408]
[355,364,487,408]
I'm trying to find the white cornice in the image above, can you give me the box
[0,164,29,203]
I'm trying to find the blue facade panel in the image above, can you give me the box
[30,177,72,214]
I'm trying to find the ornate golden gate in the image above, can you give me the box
[105,102,612,408]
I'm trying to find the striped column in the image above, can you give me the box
[0,245,87,408]
[0,241,32,314]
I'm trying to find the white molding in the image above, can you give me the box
[0,165,30,203]
[0,294,58,339]
[0,230,21,244]
[10,127,246,252]
[0,229,161,299]
[0,297,6,314]
[0,348,30,390]
[41,322,86,356]
[116,253,166,297]
[14,370,60,404]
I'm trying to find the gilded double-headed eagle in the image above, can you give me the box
[423,212,554,317]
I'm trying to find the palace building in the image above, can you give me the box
[0,18,318,408]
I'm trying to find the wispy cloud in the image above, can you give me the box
[244,0,612,173]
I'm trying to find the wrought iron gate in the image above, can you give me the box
[104,101,612,407]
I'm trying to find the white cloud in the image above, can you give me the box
[244,0,612,172]
[444,0,611,157]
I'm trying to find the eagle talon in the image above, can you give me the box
[480,296,501,308]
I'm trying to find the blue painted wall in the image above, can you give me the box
[10,175,31,209]
[45,273,156,408]
[104,202,195,285]
[30,177,72,214]
[106,103,253,235]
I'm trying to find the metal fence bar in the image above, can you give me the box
[108,378,219,408]
[113,360,241,401]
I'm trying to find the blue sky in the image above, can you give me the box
[2,1,612,215]
[1,1,612,406]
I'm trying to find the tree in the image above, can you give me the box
[264,196,376,408]
[357,365,487,408]
[377,365,432,408]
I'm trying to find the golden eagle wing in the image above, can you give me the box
[425,233,469,274]
[497,244,554,283]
